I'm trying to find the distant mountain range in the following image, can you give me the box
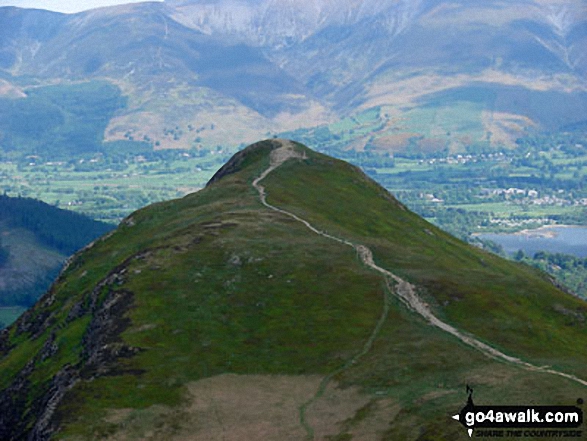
[0,0,586,153]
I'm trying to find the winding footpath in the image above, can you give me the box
[252,140,587,438]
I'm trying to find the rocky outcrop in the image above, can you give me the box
[0,253,143,440]
[0,327,11,356]
[27,365,79,441]
[0,359,35,440]
[81,288,141,378]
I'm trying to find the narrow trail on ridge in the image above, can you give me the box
[252,139,587,438]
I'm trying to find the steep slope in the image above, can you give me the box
[0,140,585,440]
[0,195,114,327]
[0,7,67,71]
[0,81,126,156]
[1,1,586,151]
[0,4,331,149]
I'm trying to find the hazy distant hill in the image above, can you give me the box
[0,195,113,327]
[0,0,585,152]
[1,139,585,440]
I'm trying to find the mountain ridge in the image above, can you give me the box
[0,0,586,151]
[1,139,585,440]
[253,139,587,387]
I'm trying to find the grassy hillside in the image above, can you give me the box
[262,145,587,374]
[0,140,585,440]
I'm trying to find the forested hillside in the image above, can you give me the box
[0,195,113,327]
[0,194,113,256]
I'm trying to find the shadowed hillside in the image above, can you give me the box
[0,195,113,328]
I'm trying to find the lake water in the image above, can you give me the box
[478,226,587,258]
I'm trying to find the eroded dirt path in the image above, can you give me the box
[253,139,587,438]
[356,245,587,386]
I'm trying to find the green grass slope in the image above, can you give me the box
[0,140,585,440]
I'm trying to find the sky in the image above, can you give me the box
[0,0,163,14]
